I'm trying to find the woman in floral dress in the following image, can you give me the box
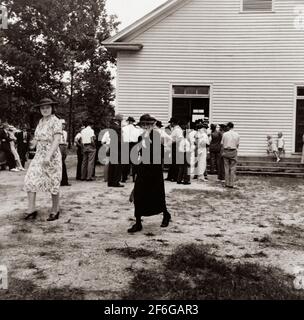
[24,98,63,221]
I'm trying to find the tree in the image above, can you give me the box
[0,0,118,134]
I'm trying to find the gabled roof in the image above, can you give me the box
[103,0,192,45]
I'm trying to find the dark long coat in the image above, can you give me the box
[134,130,167,217]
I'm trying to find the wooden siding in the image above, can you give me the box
[116,0,304,155]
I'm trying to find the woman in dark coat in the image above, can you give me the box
[128,114,171,233]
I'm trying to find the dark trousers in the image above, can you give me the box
[108,163,122,186]
[76,146,83,180]
[177,152,190,184]
[0,144,16,170]
[17,144,27,168]
[81,144,96,180]
[122,142,136,182]
[218,155,225,180]
[167,142,178,181]
[60,145,69,185]
[210,151,221,174]
[223,149,238,187]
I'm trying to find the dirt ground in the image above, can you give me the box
[0,155,304,299]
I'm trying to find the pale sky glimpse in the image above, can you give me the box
[105,0,168,30]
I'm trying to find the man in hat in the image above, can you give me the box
[80,120,96,181]
[121,116,140,182]
[218,124,227,181]
[166,117,183,182]
[221,122,240,188]
[74,125,85,180]
[108,114,124,187]
[0,122,18,171]
[16,123,30,168]
[59,119,70,186]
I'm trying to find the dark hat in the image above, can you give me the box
[155,120,163,128]
[35,98,58,108]
[138,114,156,125]
[226,122,234,129]
[126,116,136,123]
[168,117,178,124]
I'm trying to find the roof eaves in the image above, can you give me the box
[103,0,187,44]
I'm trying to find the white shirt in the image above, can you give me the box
[170,125,183,143]
[80,126,95,144]
[222,129,240,149]
[122,124,141,143]
[179,138,191,153]
[277,137,285,149]
[189,130,197,152]
[99,130,111,145]
[60,130,68,145]
[196,130,209,154]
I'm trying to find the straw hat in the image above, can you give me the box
[35,98,58,108]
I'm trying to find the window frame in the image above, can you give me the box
[240,0,275,14]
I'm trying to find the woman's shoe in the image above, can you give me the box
[161,213,171,228]
[127,223,143,233]
[47,212,60,221]
[24,211,38,220]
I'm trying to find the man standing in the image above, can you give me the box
[108,114,124,187]
[166,118,183,182]
[16,124,30,168]
[80,121,96,181]
[59,120,70,186]
[221,122,240,188]
[121,116,140,183]
[209,124,222,175]
[0,122,17,171]
[74,126,84,180]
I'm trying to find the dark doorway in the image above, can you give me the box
[172,98,209,124]
[171,85,210,126]
[295,99,304,152]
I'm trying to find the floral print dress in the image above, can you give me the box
[24,115,62,194]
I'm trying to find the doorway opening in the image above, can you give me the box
[172,85,210,126]
[295,86,304,152]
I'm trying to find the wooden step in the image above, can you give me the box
[238,156,301,163]
[237,171,304,178]
[237,166,304,173]
[238,161,304,168]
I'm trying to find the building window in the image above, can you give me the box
[242,0,273,12]
[173,86,210,97]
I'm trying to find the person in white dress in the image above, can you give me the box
[24,98,63,221]
[195,123,209,181]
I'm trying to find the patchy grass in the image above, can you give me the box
[0,278,84,300]
[105,247,161,260]
[124,244,304,300]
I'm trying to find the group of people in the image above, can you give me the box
[93,116,240,190]
[6,96,304,234]
[0,121,30,172]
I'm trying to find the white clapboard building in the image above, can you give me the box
[104,0,304,156]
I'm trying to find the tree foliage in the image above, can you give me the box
[0,0,119,130]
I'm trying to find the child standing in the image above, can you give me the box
[177,128,191,185]
[277,132,285,161]
[267,135,280,162]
